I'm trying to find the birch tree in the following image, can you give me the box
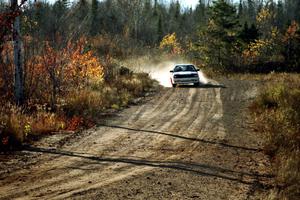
[11,0,24,105]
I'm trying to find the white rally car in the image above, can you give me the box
[170,64,200,87]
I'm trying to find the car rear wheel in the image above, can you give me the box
[194,82,200,87]
[172,83,177,88]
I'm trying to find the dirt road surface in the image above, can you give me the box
[0,79,272,199]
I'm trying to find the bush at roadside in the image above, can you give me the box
[250,74,300,200]
[0,65,155,151]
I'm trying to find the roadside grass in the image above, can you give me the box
[249,73,300,200]
[65,72,155,117]
[0,65,156,151]
[0,105,66,150]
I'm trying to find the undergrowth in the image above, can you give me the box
[250,74,300,200]
[0,104,66,150]
[0,65,156,151]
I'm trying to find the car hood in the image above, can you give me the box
[173,71,198,75]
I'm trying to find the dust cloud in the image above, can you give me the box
[198,70,209,84]
[121,57,209,87]
[147,61,177,87]
[146,61,209,87]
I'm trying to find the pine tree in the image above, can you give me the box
[174,0,180,20]
[52,0,68,40]
[240,22,259,43]
[276,0,285,31]
[157,14,163,42]
[76,0,89,21]
[248,23,259,41]
[210,0,239,43]
[202,0,240,69]
[247,0,256,23]
[239,22,249,41]
[238,0,243,19]
[153,0,158,16]
[195,0,207,26]
[295,0,300,23]
[90,0,99,36]
[53,0,68,18]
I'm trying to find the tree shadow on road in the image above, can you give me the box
[24,145,273,188]
[97,124,261,152]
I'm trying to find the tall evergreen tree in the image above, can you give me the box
[52,0,69,41]
[247,0,256,23]
[210,0,239,43]
[90,0,99,36]
[76,0,89,21]
[195,0,207,26]
[238,0,243,18]
[276,0,285,31]
[295,0,300,23]
[174,0,180,20]
[153,0,158,16]
[239,22,259,43]
[199,0,240,69]
[157,14,163,41]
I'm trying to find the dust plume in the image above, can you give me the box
[148,61,177,87]
[120,57,209,87]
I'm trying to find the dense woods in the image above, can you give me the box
[1,0,300,76]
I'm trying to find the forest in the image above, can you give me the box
[0,0,300,199]
[1,0,300,103]
[2,0,300,70]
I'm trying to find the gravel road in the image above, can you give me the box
[0,79,272,200]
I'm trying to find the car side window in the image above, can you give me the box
[186,65,196,71]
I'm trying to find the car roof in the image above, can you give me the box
[175,64,195,66]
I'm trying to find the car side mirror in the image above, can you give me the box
[170,70,174,73]
[196,69,200,71]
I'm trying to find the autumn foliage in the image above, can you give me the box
[24,38,103,106]
[0,33,156,150]
[159,33,182,55]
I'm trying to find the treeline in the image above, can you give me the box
[2,0,298,72]
[193,0,300,73]
[1,0,197,48]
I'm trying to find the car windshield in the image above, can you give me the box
[174,65,196,72]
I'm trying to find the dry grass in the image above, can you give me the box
[65,71,155,116]
[0,104,65,150]
[250,73,300,200]
[0,63,155,151]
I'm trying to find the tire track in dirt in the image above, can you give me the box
[0,79,271,200]
[0,87,194,199]
[46,86,220,199]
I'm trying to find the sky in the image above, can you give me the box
[178,0,199,9]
